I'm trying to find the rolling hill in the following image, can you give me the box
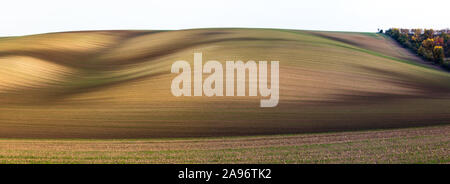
[1,28,450,138]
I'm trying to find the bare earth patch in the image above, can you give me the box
[1,29,450,138]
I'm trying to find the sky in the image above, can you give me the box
[1,0,449,36]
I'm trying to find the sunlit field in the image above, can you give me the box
[0,125,448,164]
[0,28,449,163]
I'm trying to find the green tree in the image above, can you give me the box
[424,29,434,39]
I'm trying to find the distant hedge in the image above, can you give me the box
[385,28,450,70]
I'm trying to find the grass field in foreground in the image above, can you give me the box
[0,125,448,164]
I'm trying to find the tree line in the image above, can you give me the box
[385,28,450,70]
